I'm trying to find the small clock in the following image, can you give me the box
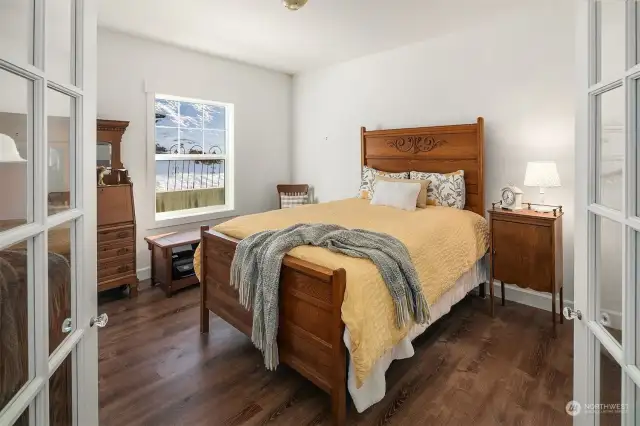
[500,185,523,210]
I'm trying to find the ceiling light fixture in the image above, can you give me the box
[283,0,308,11]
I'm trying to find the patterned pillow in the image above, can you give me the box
[409,170,465,209]
[358,166,409,200]
[280,193,308,209]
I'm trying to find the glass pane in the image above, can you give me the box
[46,0,75,85]
[596,86,624,210]
[637,232,640,367]
[596,0,625,83]
[637,3,640,67]
[154,98,179,127]
[204,130,225,154]
[155,127,179,154]
[0,240,32,413]
[203,105,225,130]
[48,222,72,355]
[0,70,33,231]
[636,385,639,425]
[636,79,640,216]
[181,128,203,154]
[595,215,622,344]
[14,405,31,426]
[156,159,225,213]
[179,101,202,129]
[49,352,73,426]
[48,88,74,216]
[0,0,33,65]
[596,341,622,425]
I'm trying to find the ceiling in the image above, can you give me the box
[98,0,518,74]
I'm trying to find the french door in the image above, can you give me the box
[574,0,640,424]
[0,0,98,425]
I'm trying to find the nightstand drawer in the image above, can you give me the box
[492,219,553,292]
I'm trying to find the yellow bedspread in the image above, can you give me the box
[195,198,488,386]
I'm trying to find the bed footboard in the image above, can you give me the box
[199,226,348,426]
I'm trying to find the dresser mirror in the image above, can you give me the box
[97,141,112,167]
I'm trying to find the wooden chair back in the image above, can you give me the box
[277,184,309,209]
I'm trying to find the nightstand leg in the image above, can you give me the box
[489,281,494,317]
[559,287,564,324]
[500,281,505,306]
[552,288,556,327]
[488,248,494,317]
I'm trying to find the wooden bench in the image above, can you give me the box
[145,230,201,297]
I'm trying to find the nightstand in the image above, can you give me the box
[488,207,564,326]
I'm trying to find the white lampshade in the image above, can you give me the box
[524,161,561,188]
[0,133,26,163]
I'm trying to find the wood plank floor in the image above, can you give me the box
[98,284,576,426]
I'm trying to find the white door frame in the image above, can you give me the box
[574,0,640,424]
[0,0,98,425]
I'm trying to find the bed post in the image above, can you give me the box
[476,116,485,215]
[200,225,210,334]
[360,126,366,170]
[331,268,347,426]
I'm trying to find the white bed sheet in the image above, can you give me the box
[344,257,488,413]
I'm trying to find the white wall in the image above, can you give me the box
[292,1,577,299]
[97,28,292,275]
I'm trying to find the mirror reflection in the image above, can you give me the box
[97,142,112,167]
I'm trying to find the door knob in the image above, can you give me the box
[61,318,72,334]
[90,313,108,328]
[563,306,582,321]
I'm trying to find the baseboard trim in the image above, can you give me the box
[493,281,621,330]
[492,281,573,311]
[137,267,151,281]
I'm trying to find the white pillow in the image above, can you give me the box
[370,180,421,211]
[358,166,409,200]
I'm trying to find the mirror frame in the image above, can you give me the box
[96,119,129,169]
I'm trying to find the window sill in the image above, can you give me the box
[151,206,236,230]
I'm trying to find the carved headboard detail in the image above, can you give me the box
[361,117,485,216]
[386,136,448,154]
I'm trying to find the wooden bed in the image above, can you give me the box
[199,117,485,426]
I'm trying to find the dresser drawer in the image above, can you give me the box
[98,253,135,269]
[98,260,135,281]
[98,241,134,261]
[492,219,553,292]
[98,226,134,244]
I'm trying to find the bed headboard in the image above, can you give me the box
[361,117,485,216]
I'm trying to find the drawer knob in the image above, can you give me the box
[563,306,582,321]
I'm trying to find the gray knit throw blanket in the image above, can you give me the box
[230,223,430,371]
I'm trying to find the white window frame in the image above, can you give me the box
[146,93,235,229]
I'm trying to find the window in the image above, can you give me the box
[152,94,233,224]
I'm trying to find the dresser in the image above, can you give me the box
[97,120,138,296]
[488,207,563,326]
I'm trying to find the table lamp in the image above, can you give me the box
[0,133,27,223]
[524,161,561,212]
